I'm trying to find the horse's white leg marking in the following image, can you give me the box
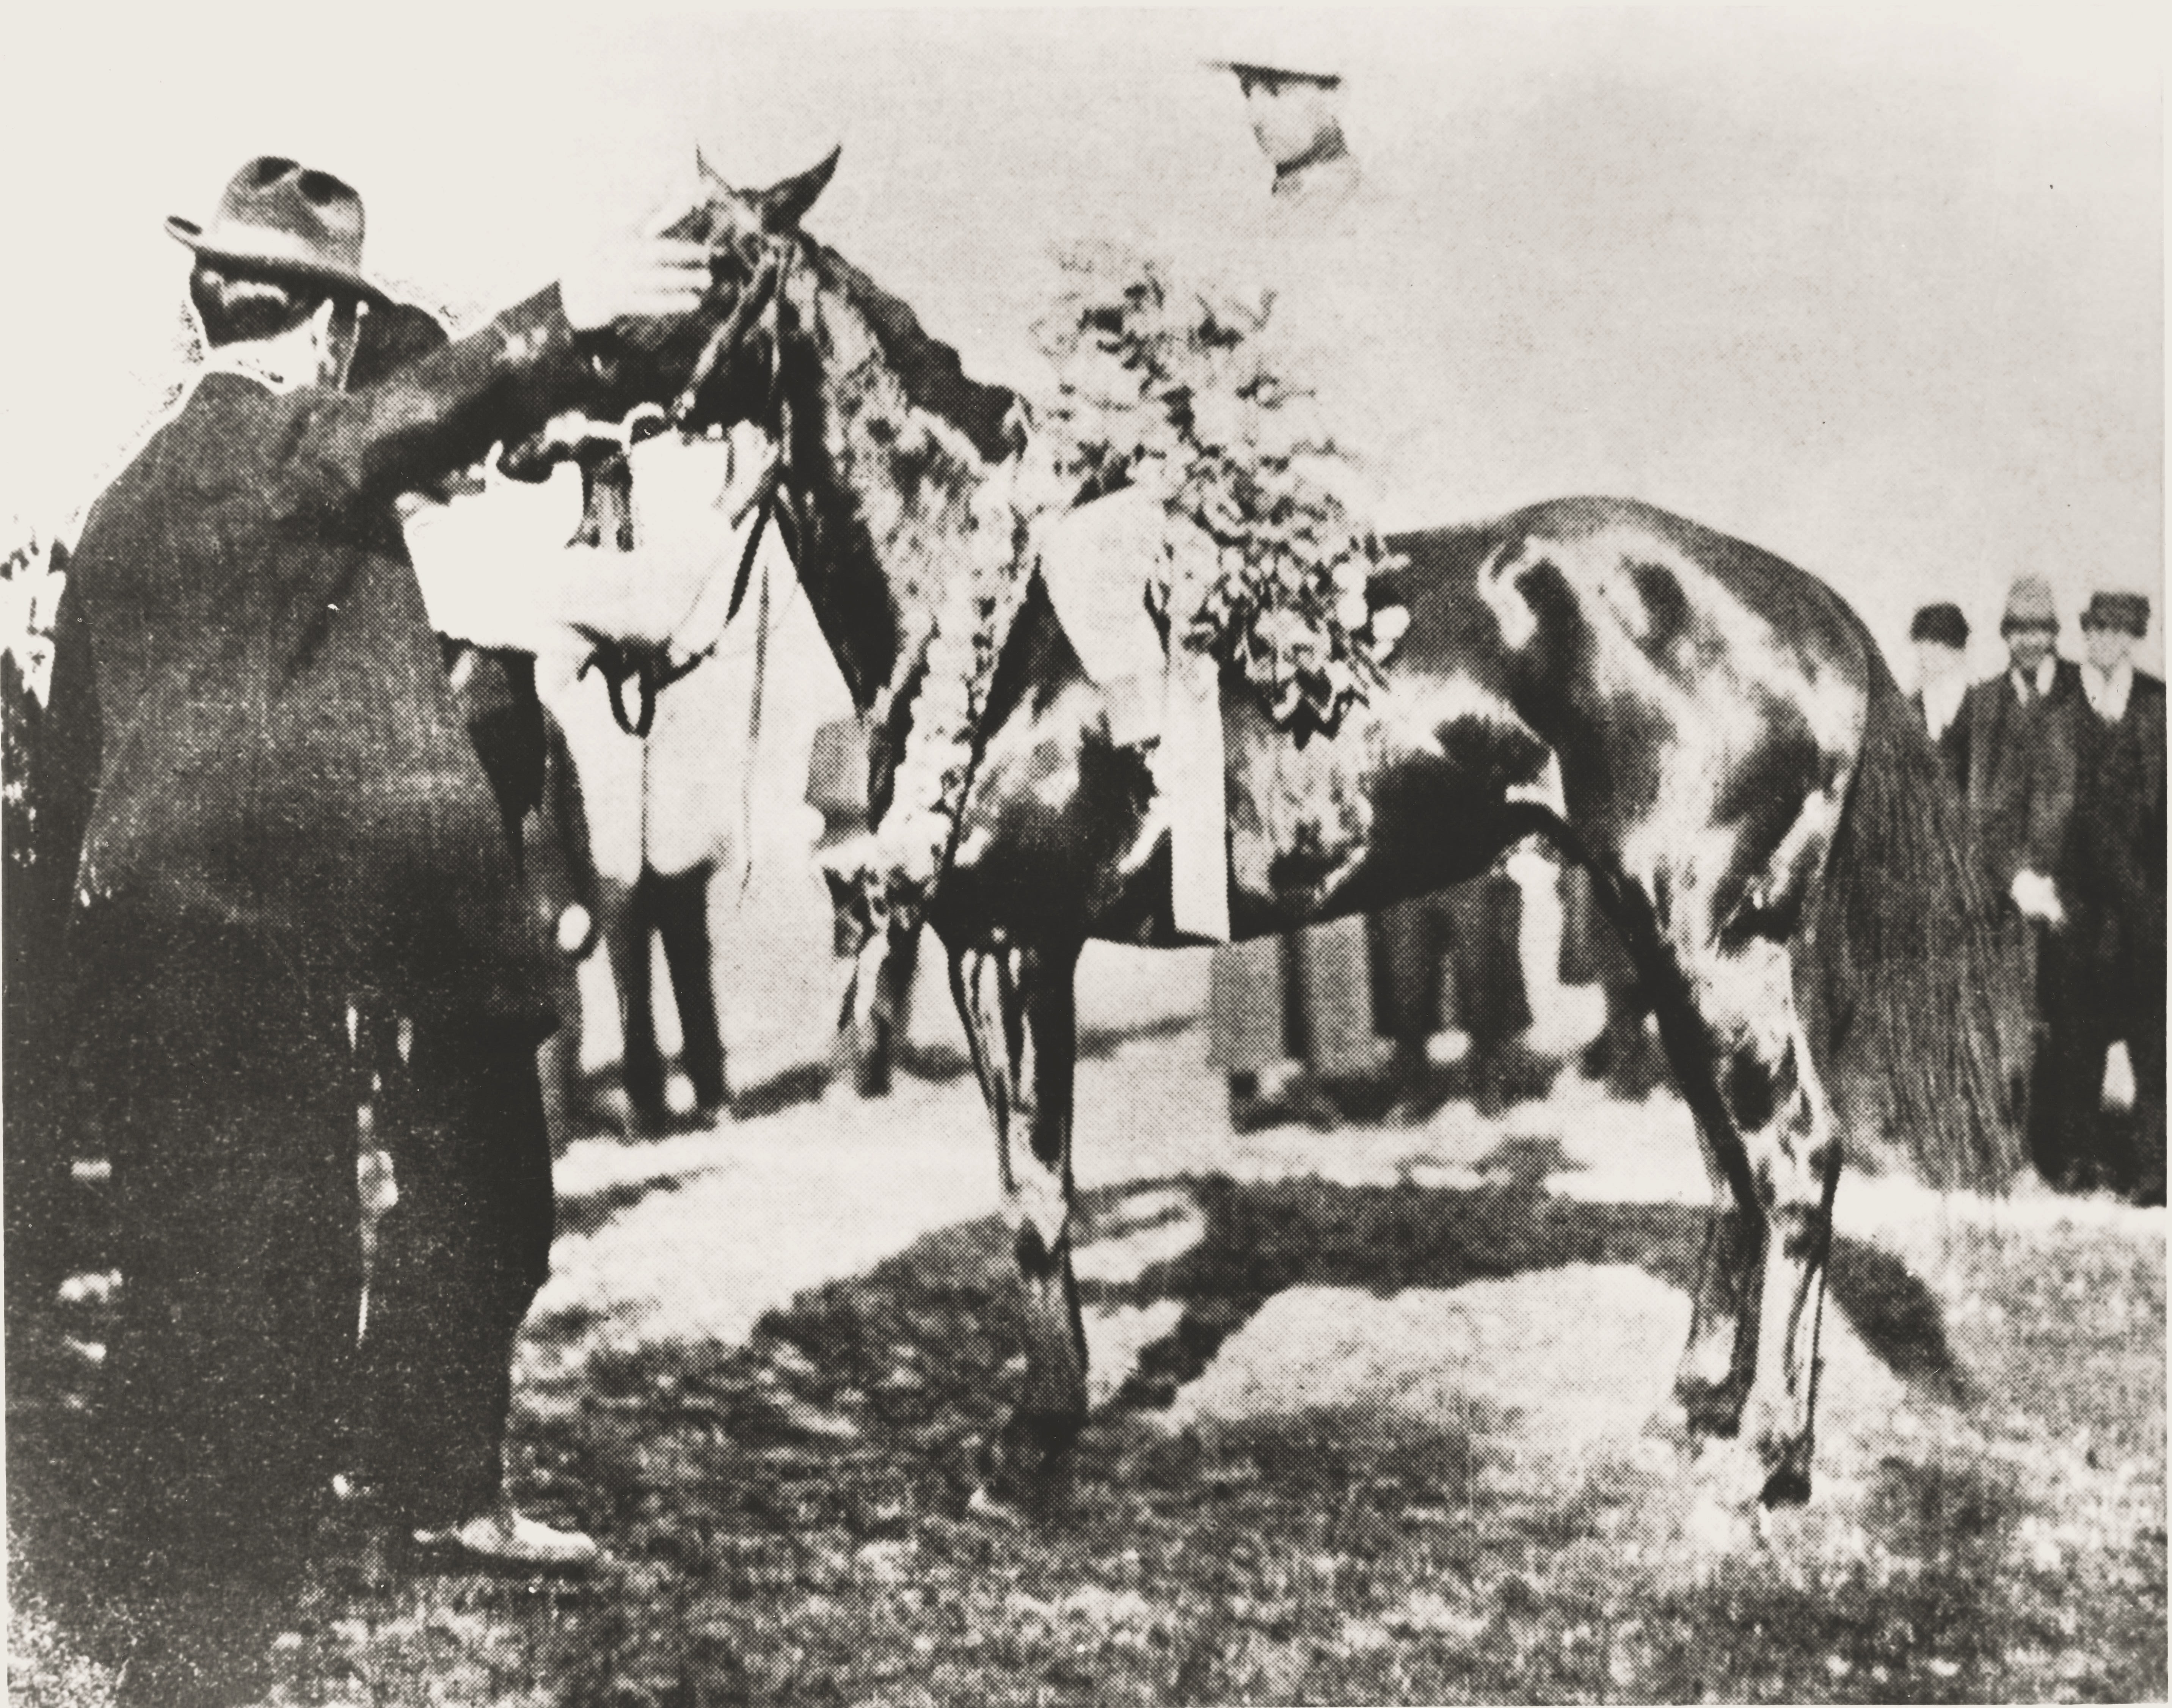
[1647,778,1848,1499]
[954,938,1088,1429]
[1536,520,1861,1499]
[1692,933,1839,1501]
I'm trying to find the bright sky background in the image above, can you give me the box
[0,3,2160,675]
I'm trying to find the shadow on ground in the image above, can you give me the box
[9,1136,2160,1705]
[1073,1156,1968,1415]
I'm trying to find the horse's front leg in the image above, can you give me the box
[951,932,1089,1499]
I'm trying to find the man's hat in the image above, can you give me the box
[1209,59,1342,93]
[2000,574,2059,633]
[2080,590,2150,637]
[166,156,386,302]
[1909,602,1970,649]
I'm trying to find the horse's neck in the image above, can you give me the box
[789,265,1006,711]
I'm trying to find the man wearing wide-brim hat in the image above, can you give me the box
[1951,573,2083,1185]
[29,152,710,1702]
[2046,590,2165,1201]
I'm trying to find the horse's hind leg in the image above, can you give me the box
[951,933,1089,1494]
[1659,928,1842,1505]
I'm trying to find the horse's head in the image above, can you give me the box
[651,145,841,435]
[497,148,840,530]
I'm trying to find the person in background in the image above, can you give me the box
[33,155,705,1699]
[1373,867,1554,1119]
[1909,600,1971,791]
[2047,591,2164,1201]
[527,702,605,1148]
[1949,573,2081,1186]
[534,430,741,1138]
[366,301,609,1155]
[608,827,732,1133]
[1203,50,1395,1131]
[808,711,922,1095]
[1555,858,1673,1101]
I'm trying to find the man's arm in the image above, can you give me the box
[262,287,597,521]
[263,230,712,520]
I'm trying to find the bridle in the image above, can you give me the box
[577,231,802,738]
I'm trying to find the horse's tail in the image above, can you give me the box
[1809,640,2023,1192]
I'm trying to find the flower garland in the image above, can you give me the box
[825,240,1411,982]
[1028,241,1407,744]
[825,458,1033,977]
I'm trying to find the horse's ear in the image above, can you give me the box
[694,145,732,189]
[751,146,841,233]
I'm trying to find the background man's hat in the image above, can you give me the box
[1208,58,1342,92]
[1909,602,1970,648]
[2080,590,2150,636]
[166,156,386,302]
[1204,18,1347,92]
[2000,574,2059,632]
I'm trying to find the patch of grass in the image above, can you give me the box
[447,1184,2170,1704]
[13,1177,2163,1704]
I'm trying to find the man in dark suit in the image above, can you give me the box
[1949,574,2081,1185]
[33,156,707,1700]
[2049,591,2166,1201]
[1908,601,1971,793]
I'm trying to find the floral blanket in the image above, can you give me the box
[1023,241,1406,744]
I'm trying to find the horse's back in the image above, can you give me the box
[1393,496,1872,675]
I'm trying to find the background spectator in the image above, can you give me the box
[1909,600,1971,792]
[2048,590,2165,1200]
[1952,573,2081,1184]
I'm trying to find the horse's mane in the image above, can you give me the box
[808,240,1019,466]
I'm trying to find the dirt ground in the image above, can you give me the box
[11,1012,2163,1706]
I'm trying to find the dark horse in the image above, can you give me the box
[549,151,2017,1509]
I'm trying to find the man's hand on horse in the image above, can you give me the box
[559,231,712,333]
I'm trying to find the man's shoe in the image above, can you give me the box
[412,1504,601,1571]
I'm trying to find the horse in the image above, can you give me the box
[530,149,2018,1512]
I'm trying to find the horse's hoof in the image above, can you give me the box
[1673,1375,1749,1440]
[1756,1446,1814,1509]
[998,1407,1085,1479]
[961,1409,1083,1525]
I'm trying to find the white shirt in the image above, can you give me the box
[1919,671,1967,743]
[1176,155,1445,533]
[2082,657,2135,724]
[408,430,783,881]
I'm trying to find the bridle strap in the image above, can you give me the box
[723,240,797,628]
[669,244,781,429]
[581,236,800,739]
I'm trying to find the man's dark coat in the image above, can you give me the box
[41,289,594,1035]
[1952,659,2081,902]
[2061,670,2167,985]
[30,287,603,1573]
[1947,659,2082,1169]
[2051,667,2167,1192]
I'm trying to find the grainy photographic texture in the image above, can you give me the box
[2,8,2163,1705]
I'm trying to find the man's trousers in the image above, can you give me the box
[80,932,359,1586]
[606,861,728,1126]
[355,1012,556,1528]
[80,926,557,1576]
